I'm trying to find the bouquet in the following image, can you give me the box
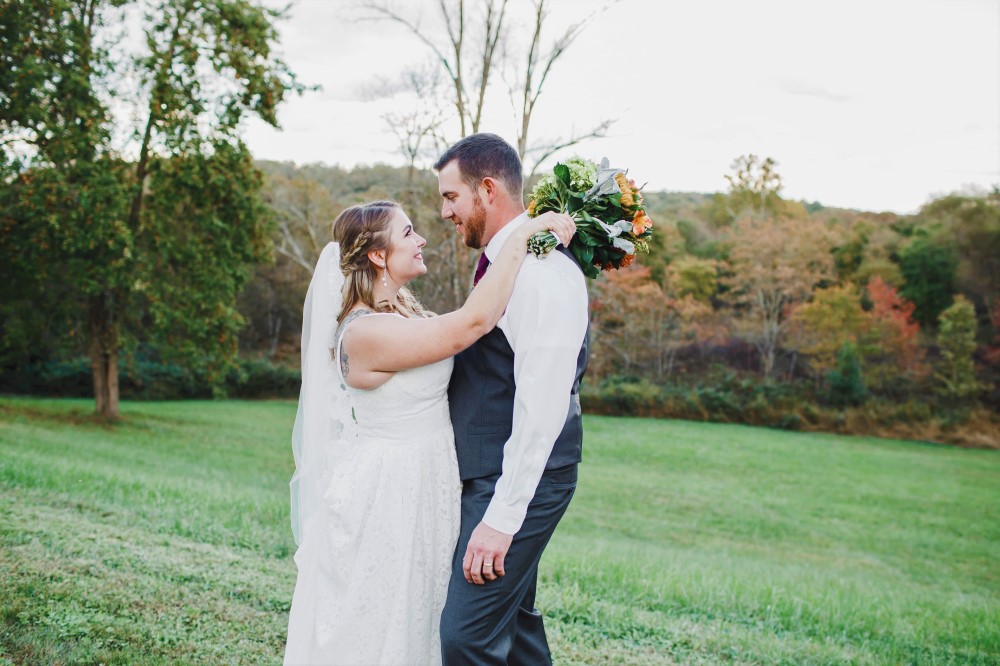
[526,156,653,278]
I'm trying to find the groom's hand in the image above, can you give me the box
[463,522,513,585]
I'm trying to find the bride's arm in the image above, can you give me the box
[342,212,574,382]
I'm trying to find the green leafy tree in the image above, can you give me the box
[0,0,302,417]
[899,235,957,327]
[827,341,866,408]
[919,190,1000,335]
[667,256,718,303]
[788,285,870,379]
[935,295,983,404]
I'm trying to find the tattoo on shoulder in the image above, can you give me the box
[339,309,373,379]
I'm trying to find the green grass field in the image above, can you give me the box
[1,397,997,665]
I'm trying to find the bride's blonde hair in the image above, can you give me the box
[333,200,432,324]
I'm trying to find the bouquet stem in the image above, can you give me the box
[528,230,560,258]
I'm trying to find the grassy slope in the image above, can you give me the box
[1,397,997,665]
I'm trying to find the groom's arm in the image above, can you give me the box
[462,256,587,584]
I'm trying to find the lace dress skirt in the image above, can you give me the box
[285,358,460,666]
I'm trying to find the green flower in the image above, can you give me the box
[528,173,559,210]
[562,156,598,191]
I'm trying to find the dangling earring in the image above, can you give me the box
[382,271,387,287]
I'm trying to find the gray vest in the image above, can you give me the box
[448,247,590,480]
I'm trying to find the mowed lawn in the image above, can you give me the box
[0,397,997,665]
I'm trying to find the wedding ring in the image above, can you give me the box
[484,562,494,567]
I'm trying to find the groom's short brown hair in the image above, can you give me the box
[434,133,523,201]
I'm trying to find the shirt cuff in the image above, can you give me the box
[481,498,525,535]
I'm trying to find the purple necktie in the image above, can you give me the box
[473,252,490,287]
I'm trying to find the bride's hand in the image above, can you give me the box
[525,211,576,247]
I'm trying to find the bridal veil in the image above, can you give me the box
[289,241,349,546]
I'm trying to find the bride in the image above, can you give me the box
[284,200,574,665]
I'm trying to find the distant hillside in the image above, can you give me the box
[255,160,870,221]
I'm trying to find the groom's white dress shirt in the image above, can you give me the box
[479,212,589,535]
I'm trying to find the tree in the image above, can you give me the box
[588,264,715,382]
[919,190,1000,334]
[0,0,303,417]
[935,295,983,403]
[986,298,1000,367]
[724,154,783,217]
[788,285,869,380]
[362,0,507,139]
[362,0,615,168]
[787,278,923,390]
[364,61,450,187]
[935,295,983,404]
[667,256,718,303]
[723,215,836,377]
[846,213,906,288]
[589,265,669,379]
[268,172,339,274]
[899,235,957,327]
[826,341,866,408]
[505,0,618,175]
[866,276,923,380]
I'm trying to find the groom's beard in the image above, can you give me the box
[460,194,488,249]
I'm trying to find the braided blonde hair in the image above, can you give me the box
[332,200,432,324]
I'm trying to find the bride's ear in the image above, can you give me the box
[367,249,386,270]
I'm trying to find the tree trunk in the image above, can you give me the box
[89,294,119,419]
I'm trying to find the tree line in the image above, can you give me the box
[5,143,998,443]
[239,156,999,445]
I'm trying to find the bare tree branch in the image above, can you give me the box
[471,0,508,133]
[361,1,470,134]
[274,200,317,273]
[525,117,617,177]
[510,0,623,160]
[363,0,514,139]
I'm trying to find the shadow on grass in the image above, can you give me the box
[0,401,119,429]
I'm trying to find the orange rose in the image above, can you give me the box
[632,210,652,235]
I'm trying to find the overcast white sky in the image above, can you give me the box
[243,0,1000,213]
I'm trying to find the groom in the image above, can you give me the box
[435,133,590,665]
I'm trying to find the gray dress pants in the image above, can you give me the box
[440,464,578,665]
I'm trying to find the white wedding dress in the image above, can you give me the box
[285,313,461,666]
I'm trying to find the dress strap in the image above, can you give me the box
[335,309,374,385]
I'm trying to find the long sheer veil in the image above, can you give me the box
[289,241,350,546]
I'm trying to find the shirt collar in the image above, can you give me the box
[484,211,530,263]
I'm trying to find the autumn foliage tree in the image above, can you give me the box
[589,265,713,381]
[789,278,923,392]
[724,215,836,377]
[866,276,923,381]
